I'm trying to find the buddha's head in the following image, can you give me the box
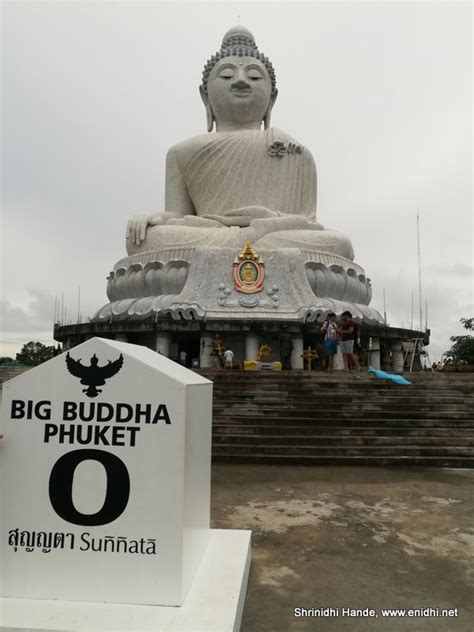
[200,26,278,132]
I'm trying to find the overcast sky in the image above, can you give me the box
[1,1,472,362]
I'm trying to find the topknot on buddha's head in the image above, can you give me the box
[201,25,277,95]
[221,25,256,48]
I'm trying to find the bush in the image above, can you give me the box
[444,318,474,365]
[16,341,59,366]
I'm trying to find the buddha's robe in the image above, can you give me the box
[174,128,316,219]
[127,128,354,260]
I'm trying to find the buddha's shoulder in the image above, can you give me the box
[270,127,300,143]
[271,128,312,151]
[167,133,211,157]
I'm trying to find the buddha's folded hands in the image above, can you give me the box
[249,215,325,235]
[202,206,281,227]
[166,216,223,228]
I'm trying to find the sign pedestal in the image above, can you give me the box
[0,529,251,631]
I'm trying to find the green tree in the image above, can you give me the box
[16,341,58,366]
[444,318,474,365]
[0,356,15,365]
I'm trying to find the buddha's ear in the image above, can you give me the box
[263,89,278,130]
[200,85,215,132]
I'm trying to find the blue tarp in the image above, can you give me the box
[368,366,412,385]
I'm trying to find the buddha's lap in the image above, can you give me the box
[253,229,354,260]
[126,223,354,259]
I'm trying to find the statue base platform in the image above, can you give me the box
[0,529,251,632]
[54,246,430,371]
[92,246,383,325]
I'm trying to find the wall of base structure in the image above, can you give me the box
[54,321,429,373]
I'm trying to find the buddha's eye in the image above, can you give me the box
[247,70,263,81]
[218,69,235,80]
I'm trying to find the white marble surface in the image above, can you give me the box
[0,529,251,631]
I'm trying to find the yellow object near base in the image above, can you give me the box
[244,360,282,371]
[244,361,258,371]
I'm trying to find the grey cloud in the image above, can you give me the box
[1,3,472,360]
[0,289,100,337]
[370,269,472,362]
[425,264,473,278]
[1,290,55,334]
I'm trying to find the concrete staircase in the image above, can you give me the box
[2,366,473,467]
[205,371,474,467]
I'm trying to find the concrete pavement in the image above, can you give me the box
[211,464,474,631]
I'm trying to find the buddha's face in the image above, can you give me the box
[207,56,273,128]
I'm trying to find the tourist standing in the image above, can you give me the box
[320,312,338,371]
[213,334,225,369]
[338,311,362,371]
[223,348,234,369]
[179,350,187,366]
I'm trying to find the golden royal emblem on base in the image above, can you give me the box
[233,241,265,294]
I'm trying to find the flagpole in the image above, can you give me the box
[383,288,387,325]
[417,209,423,331]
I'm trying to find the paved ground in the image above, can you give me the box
[211,464,474,632]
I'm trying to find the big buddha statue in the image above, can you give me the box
[94,26,382,329]
[126,26,353,260]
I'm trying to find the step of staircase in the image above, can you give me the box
[213,434,474,447]
[214,425,474,437]
[214,405,473,415]
[211,454,474,467]
[214,412,474,422]
[213,444,474,457]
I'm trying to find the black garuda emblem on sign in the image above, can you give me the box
[66,352,124,398]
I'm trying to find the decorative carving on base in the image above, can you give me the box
[305,261,371,304]
[233,241,265,294]
[107,260,189,302]
[302,303,381,324]
[218,283,280,309]
[93,296,205,322]
[93,246,383,325]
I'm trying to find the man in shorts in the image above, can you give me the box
[338,311,362,371]
[320,312,338,371]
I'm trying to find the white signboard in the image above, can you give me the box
[0,337,212,606]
